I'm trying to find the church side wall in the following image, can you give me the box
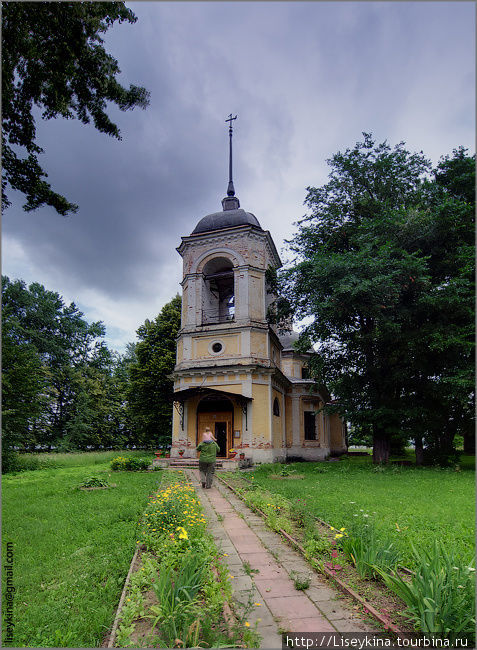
[251,382,271,448]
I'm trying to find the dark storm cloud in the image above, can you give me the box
[3,1,474,350]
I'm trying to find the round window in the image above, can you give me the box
[212,342,223,353]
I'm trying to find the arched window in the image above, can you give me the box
[273,397,280,416]
[201,257,235,324]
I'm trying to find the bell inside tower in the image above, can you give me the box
[201,257,235,324]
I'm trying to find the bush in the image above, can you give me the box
[2,449,24,473]
[78,475,110,488]
[1,451,48,473]
[423,443,460,467]
[110,456,150,471]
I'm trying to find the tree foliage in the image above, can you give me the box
[127,295,182,448]
[2,275,183,467]
[2,276,112,455]
[283,135,474,464]
[2,1,149,215]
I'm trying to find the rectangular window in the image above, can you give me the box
[304,411,316,440]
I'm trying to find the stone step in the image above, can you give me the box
[152,457,240,470]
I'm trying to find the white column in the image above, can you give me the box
[235,267,249,320]
[291,396,301,447]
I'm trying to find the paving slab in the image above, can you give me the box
[254,578,300,598]
[265,594,322,620]
[185,469,382,647]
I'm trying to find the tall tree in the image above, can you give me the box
[2,1,149,215]
[128,296,182,448]
[1,276,109,451]
[283,135,474,464]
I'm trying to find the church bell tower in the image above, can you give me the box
[171,115,285,463]
[170,117,347,464]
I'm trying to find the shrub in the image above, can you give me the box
[373,541,475,644]
[1,452,60,473]
[125,457,150,471]
[2,450,27,473]
[110,456,150,471]
[78,475,110,488]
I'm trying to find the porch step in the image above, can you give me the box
[169,459,224,468]
[152,457,240,470]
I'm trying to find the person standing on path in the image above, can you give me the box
[196,428,220,489]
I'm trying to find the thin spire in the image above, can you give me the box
[225,113,237,195]
[222,114,240,211]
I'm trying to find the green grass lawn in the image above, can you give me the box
[2,451,161,647]
[240,456,475,569]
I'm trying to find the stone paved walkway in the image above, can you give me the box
[186,469,381,648]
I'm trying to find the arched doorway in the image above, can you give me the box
[197,396,233,458]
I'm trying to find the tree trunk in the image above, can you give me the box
[463,428,475,455]
[372,429,390,464]
[414,436,424,466]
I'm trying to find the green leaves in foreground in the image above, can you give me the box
[373,541,475,644]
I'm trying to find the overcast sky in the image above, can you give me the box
[3,1,475,353]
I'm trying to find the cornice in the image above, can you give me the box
[177,226,282,268]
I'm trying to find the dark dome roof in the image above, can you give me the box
[191,208,262,235]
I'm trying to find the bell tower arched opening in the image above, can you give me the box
[197,395,234,457]
[201,257,235,325]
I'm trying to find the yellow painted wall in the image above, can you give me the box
[172,406,180,439]
[186,396,201,444]
[252,383,271,440]
[250,331,267,358]
[193,334,240,358]
[210,383,244,396]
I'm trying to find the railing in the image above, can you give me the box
[201,309,235,325]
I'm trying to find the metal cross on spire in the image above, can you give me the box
[225,114,237,197]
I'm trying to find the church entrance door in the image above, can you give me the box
[197,412,232,457]
[197,396,234,458]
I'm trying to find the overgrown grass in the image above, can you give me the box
[13,449,154,471]
[2,457,161,647]
[235,456,475,569]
